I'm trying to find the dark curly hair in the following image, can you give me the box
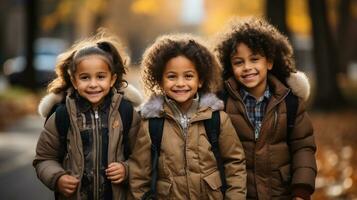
[214,17,296,85]
[141,34,222,96]
[47,28,129,93]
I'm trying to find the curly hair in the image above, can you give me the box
[141,34,222,96]
[47,28,129,94]
[214,17,296,85]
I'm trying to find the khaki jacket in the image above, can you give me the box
[33,88,141,200]
[223,74,317,200]
[129,93,246,200]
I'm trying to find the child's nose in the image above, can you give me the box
[176,78,185,86]
[243,63,253,70]
[89,79,98,87]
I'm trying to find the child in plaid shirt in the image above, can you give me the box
[214,17,317,200]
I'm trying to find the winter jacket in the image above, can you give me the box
[223,73,317,200]
[128,93,247,200]
[33,87,142,200]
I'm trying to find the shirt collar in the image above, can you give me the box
[240,85,271,102]
[164,93,199,118]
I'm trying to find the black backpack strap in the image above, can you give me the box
[217,89,228,109]
[118,98,134,160]
[285,91,299,142]
[142,117,165,200]
[54,104,70,162]
[204,111,228,196]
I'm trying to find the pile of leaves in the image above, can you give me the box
[312,110,357,199]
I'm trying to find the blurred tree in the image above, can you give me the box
[266,0,290,36]
[337,0,352,74]
[308,0,345,109]
[23,0,37,89]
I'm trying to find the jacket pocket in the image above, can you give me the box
[279,164,291,183]
[157,179,172,197]
[203,170,223,200]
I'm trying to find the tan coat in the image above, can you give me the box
[129,93,246,200]
[33,89,141,200]
[223,75,317,200]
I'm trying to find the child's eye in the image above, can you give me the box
[79,76,89,80]
[185,74,194,80]
[232,60,243,66]
[167,74,176,80]
[251,57,259,62]
[98,75,106,79]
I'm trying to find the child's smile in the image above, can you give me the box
[161,55,202,112]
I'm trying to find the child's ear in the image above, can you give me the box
[70,76,78,90]
[111,73,117,87]
[198,80,203,88]
[267,61,273,70]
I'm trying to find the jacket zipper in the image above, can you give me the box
[93,109,100,200]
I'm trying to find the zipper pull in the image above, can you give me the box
[94,110,99,119]
[255,128,259,141]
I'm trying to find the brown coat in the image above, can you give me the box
[128,93,246,200]
[223,75,317,200]
[33,89,141,200]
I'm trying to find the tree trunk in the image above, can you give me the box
[24,0,37,89]
[266,0,289,36]
[308,0,345,109]
[337,0,352,74]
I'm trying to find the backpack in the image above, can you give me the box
[46,98,134,162]
[141,111,228,200]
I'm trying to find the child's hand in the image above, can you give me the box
[106,162,126,184]
[57,174,79,197]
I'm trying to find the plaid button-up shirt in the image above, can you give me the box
[240,87,272,140]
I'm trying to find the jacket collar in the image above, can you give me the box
[139,93,224,119]
[73,90,113,113]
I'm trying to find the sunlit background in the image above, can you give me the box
[1,0,357,199]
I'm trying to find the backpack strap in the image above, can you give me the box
[217,89,228,109]
[54,104,70,162]
[118,98,134,160]
[204,111,228,196]
[142,117,165,200]
[285,91,299,142]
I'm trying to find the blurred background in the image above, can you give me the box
[0,0,356,199]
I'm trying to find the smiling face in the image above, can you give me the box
[231,43,273,98]
[161,55,202,112]
[71,55,117,108]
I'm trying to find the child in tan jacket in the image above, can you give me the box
[128,34,246,200]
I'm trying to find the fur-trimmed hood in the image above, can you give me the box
[286,71,310,101]
[38,84,144,118]
[140,93,224,119]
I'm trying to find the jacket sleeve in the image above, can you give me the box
[289,99,317,195]
[218,111,247,200]
[33,114,67,191]
[128,120,152,200]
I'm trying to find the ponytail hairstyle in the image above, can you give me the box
[47,29,129,93]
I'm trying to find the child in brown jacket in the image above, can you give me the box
[33,30,142,200]
[128,34,246,199]
[214,17,317,200]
